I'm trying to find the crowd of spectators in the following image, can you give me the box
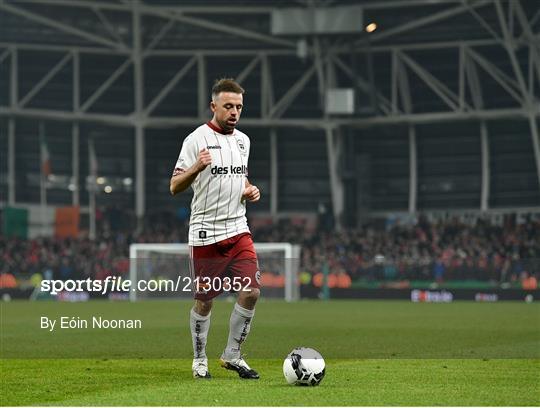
[254,215,539,285]
[1,209,539,287]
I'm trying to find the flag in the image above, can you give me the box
[40,132,51,177]
[88,138,98,181]
[39,122,49,226]
[88,138,98,240]
[2,207,29,239]
[55,206,80,238]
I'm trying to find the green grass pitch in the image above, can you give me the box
[2,299,539,406]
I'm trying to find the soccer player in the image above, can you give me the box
[170,79,261,380]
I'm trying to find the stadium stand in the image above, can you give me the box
[2,208,537,290]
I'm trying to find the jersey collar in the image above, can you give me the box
[206,120,234,135]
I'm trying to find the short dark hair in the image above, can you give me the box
[211,78,244,100]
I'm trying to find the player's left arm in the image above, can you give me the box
[242,178,260,203]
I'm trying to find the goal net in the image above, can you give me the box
[129,243,301,302]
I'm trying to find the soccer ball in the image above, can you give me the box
[283,347,326,386]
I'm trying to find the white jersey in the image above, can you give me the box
[172,122,251,246]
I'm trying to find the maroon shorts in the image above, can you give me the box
[189,232,260,301]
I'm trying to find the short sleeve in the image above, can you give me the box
[245,136,251,157]
[172,135,197,177]
[243,134,251,176]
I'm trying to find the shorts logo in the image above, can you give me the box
[196,282,210,294]
[199,230,207,239]
[255,270,261,285]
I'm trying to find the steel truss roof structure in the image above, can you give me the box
[1,0,539,225]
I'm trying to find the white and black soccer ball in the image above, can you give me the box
[283,347,326,386]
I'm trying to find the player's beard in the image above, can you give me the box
[219,116,237,133]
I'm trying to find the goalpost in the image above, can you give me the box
[129,243,301,302]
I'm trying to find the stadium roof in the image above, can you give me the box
[0,0,538,222]
[1,0,538,49]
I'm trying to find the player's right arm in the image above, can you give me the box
[170,148,211,195]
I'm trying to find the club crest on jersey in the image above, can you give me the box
[236,138,247,155]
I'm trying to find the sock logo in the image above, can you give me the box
[233,318,251,347]
[199,230,207,239]
[194,321,204,357]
